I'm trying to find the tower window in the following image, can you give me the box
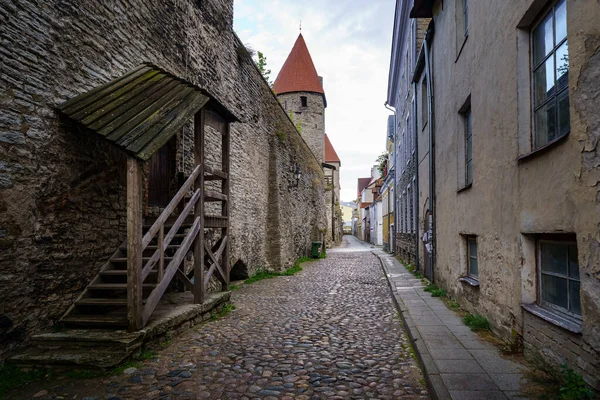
[301,96,307,107]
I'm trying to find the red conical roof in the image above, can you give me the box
[324,134,341,164]
[273,34,326,104]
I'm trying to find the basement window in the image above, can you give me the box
[301,96,308,107]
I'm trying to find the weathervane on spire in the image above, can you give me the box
[299,20,302,32]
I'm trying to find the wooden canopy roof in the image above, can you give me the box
[57,63,238,161]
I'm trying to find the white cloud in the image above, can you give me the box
[234,0,395,202]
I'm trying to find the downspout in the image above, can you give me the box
[384,102,396,254]
[413,81,420,272]
[423,28,435,281]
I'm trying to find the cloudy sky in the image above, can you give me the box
[233,0,395,202]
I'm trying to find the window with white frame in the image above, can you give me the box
[467,236,478,278]
[538,236,581,318]
[406,115,411,164]
[402,191,407,233]
[465,108,473,186]
[407,184,413,233]
[532,0,569,149]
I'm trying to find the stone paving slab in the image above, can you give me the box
[373,248,531,400]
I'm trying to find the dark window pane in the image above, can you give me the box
[468,238,477,258]
[569,280,581,315]
[533,13,553,66]
[556,42,569,91]
[541,242,568,275]
[542,274,568,309]
[535,100,557,148]
[466,134,472,161]
[568,244,579,279]
[557,89,570,139]
[555,0,567,43]
[534,57,555,106]
[466,160,472,185]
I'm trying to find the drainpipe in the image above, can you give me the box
[423,28,435,282]
[384,102,396,254]
[413,81,420,273]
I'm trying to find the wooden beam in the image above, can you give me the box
[193,110,205,304]
[221,122,230,291]
[127,157,143,331]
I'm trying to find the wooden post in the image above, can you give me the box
[221,121,230,291]
[127,157,143,331]
[158,225,164,282]
[193,110,205,304]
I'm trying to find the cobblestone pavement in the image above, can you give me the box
[12,236,429,399]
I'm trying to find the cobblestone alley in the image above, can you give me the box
[11,236,428,399]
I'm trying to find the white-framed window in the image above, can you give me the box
[538,236,581,318]
[402,191,407,233]
[463,0,469,37]
[467,236,478,278]
[531,0,569,149]
[465,108,473,186]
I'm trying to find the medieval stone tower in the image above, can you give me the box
[273,33,326,164]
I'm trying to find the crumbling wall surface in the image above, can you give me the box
[0,0,325,359]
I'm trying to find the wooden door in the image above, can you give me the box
[148,137,176,208]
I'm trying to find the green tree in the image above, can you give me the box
[256,51,272,86]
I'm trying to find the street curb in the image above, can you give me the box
[372,251,451,400]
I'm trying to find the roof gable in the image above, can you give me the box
[273,34,326,105]
[357,177,371,197]
[324,134,341,164]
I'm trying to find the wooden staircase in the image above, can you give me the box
[61,109,231,331]
[60,220,194,329]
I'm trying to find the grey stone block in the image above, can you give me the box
[441,373,499,391]
[489,374,524,391]
[435,359,486,374]
[448,390,508,399]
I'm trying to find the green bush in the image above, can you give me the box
[559,365,594,400]
[463,314,490,331]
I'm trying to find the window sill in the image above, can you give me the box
[516,132,569,163]
[457,183,472,194]
[521,303,582,334]
[459,276,479,287]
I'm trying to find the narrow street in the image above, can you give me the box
[12,236,428,399]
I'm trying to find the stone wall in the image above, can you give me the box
[0,0,325,360]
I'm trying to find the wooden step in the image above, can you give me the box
[110,257,174,264]
[204,166,228,180]
[87,283,156,290]
[204,190,228,202]
[205,215,228,228]
[62,315,128,327]
[120,244,181,251]
[75,298,128,306]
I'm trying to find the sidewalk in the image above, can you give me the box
[373,249,528,400]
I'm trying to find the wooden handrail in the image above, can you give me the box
[142,164,202,250]
[141,188,202,281]
[142,216,202,325]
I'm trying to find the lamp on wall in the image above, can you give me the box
[289,164,301,188]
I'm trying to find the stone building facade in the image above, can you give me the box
[387,0,430,268]
[0,0,326,360]
[409,0,600,388]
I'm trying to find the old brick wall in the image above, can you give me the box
[0,0,325,359]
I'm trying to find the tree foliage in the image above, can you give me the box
[256,51,273,86]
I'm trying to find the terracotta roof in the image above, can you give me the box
[357,177,371,197]
[360,202,372,209]
[273,34,326,105]
[324,134,340,164]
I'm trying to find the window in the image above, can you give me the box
[465,108,473,185]
[538,238,581,317]
[463,0,469,37]
[300,96,308,107]
[406,184,412,234]
[406,116,411,164]
[532,0,569,149]
[467,236,478,278]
